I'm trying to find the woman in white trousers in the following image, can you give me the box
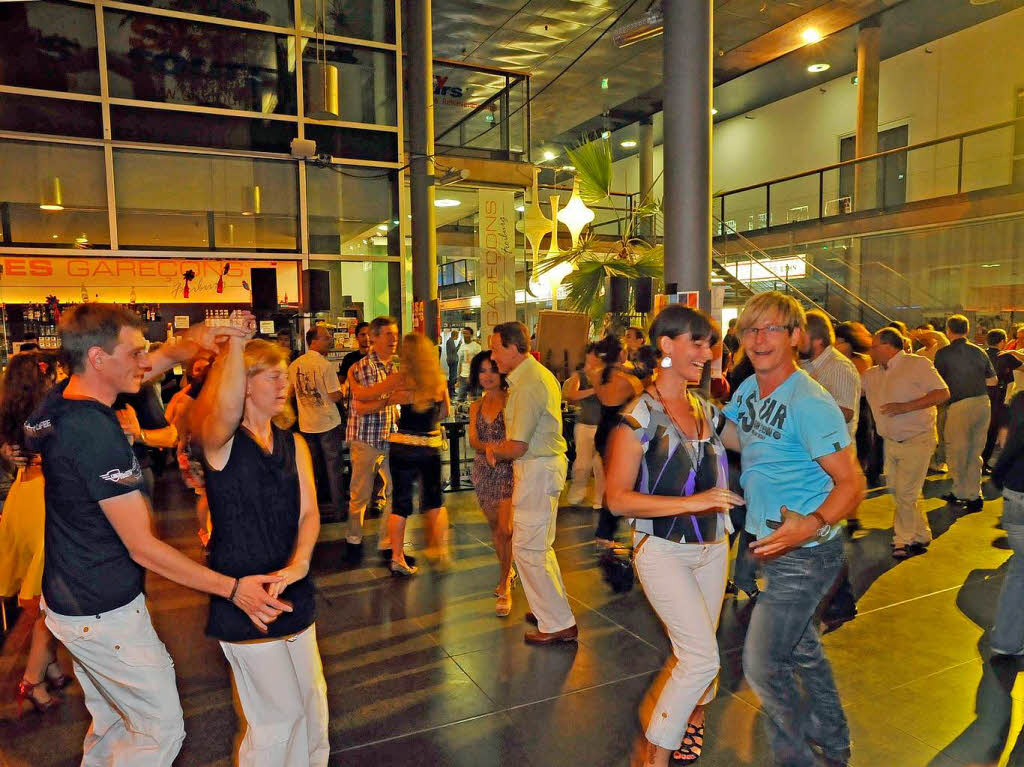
[606,305,744,767]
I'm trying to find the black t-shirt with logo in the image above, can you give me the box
[26,379,147,616]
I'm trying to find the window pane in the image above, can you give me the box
[300,0,394,44]
[114,150,298,251]
[0,93,103,138]
[0,140,109,248]
[302,40,396,125]
[306,165,396,255]
[308,259,400,322]
[121,0,293,28]
[104,10,297,115]
[111,106,296,152]
[304,124,397,162]
[0,1,100,94]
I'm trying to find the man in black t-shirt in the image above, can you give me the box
[27,304,291,766]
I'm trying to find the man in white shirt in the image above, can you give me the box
[862,328,950,559]
[456,327,481,401]
[486,321,577,645]
[288,325,345,515]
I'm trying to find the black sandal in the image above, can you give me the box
[671,722,704,763]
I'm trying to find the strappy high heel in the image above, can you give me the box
[16,678,60,715]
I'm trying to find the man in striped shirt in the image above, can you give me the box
[801,310,861,632]
[345,316,402,564]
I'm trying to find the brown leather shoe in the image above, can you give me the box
[524,624,578,645]
[525,612,538,626]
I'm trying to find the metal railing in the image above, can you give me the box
[714,116,1024,236]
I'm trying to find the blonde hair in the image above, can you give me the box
[243,339,294,428]
[738,291,807,333]
[399,332,445,413]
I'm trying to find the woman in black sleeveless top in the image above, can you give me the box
[193,332,328,766]
[354,332,450,575]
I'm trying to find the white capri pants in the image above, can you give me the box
[220,624,330,767]
[511,455,576,634]
[633,534,729,750]
[43,592,185,767]
[567,422,604,508]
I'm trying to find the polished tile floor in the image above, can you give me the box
[1,468,1022,766]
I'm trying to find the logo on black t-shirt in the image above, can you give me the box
[99,455,143,486]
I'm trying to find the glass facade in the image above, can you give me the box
[0,0,404,323]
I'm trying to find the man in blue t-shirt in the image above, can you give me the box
[720,292,865,767]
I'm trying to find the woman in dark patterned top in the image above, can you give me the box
[468,350,516,616]
[606,305,745,767]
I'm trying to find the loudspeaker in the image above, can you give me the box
[250,268,278,313]
[605,276,629,313]
[633,277,653,313]
[302,269,331,313]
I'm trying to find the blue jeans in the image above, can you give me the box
[992,488,1024,655]
[743,537,850,766]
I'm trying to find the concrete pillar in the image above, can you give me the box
[854,18,881,212]
[663,0,712,310]
[407,0,439,340]
[638,118,654,239]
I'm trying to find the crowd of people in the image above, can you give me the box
[0,292,1020,767]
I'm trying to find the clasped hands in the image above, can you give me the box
[230,559,308,633]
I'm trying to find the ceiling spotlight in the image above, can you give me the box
[802,28,823,44]
[434,198,461,208]
[620,139,637,148]
[601,130,611,139]
[515,204,525,212]
[711,107,718,115]
[542,150,557,161]
[807,63,831,73]
[436,167,470,186]
[377,224,388,231]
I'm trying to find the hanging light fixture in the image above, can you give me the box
[39,176,64,211]
[241,185,262,216]
[306,0,339,119]
[557,177,595,249]
[528,195,574,310]
[517,168,551,267]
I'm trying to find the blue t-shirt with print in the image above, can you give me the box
[722,369,850,546]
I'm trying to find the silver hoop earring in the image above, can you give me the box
[660,356,672,369]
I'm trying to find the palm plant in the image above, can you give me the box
[534,137,663,327]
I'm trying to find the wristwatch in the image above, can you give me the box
[810,511,831,540]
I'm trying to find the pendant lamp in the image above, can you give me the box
[241,185,262,216]
[518,168,551,267]
[557,178,595,249]
[40,176,64,211]
[306,0,340,119]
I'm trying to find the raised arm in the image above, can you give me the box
[192,334,247,462]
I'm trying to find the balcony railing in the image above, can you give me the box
[713,116,1024,236]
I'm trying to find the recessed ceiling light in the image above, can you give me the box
[601,130,611,139]
[392,219,400,225]
[377,224,388,231]
[807,63,830,73]
[620,139,637,148]
[802,28,822,44]
[434,198,461,208]
[711,107,718,115]
[515,204,525,212]
[542,150,556,161]
[981,263,1001,268]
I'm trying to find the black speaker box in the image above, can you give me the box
[250,268,278,313]
[605,275,629,313]
[633,277,653,313]
[302,269,330,314]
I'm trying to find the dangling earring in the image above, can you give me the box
[660,356,672,369]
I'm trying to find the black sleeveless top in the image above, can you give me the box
[203,425,315,642]
[396,400,444,436]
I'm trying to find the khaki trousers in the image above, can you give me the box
[944,395,990,501]
[883,431,935,547]
[567,422,604,508]
[511,455,576,634]
[347,440,392,548]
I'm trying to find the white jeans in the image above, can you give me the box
[633,535,728,750]
[567,422,604,508]
[884,431,935,546]
[347,440,392,548]
[43,592,185,767]
[219,624,330,767]
[512,455,575,634]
